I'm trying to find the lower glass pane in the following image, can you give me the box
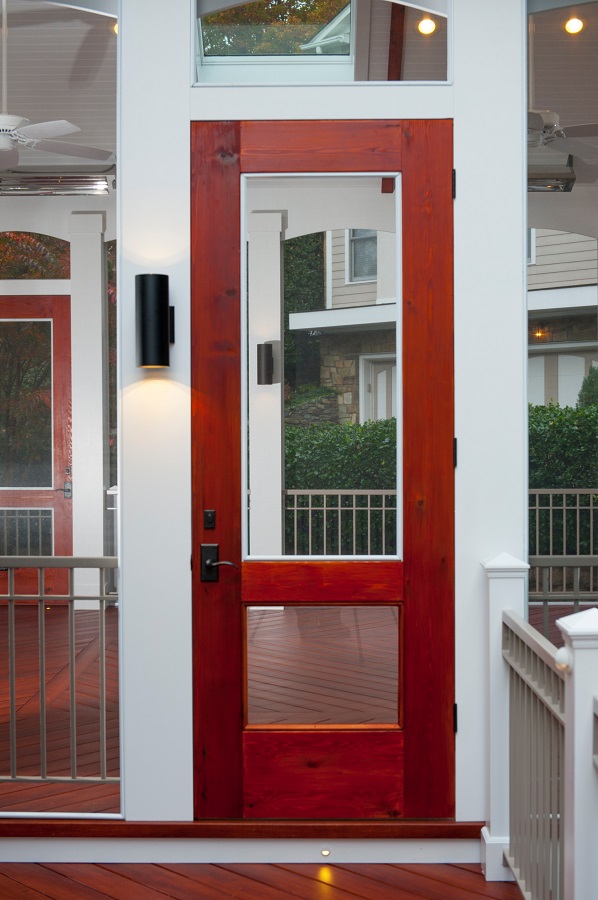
[246,605,399,725]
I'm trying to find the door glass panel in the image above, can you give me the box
[0,321,52,488]
[245,175,400,558]
[246,605,399,724]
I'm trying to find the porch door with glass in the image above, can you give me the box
[0,296,72,561]
[192,120,454,820]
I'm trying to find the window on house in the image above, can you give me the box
[349,229,377,282]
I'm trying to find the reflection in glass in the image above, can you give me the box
[196,0,448,83]
[200,0,350,58]
[283,228,397,555]
[246,605,399,724]
[0,321,52,487]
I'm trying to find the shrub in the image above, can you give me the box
[529,403,598,489]
[284,417,397,490]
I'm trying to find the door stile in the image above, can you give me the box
[191,121,244,818]
[401,120,455,817]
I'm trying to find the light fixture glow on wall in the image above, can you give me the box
[565,17,583,34]
[418,17,436,35]
[136,273,174,368]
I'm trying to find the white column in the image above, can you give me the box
[481,552,528,881]
[247,211,285,557]
[119,0,193,820]
[69,211,106,599]
[556,608,598,900]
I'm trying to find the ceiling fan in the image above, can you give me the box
[0,0,113,170]
[528,109,598,162]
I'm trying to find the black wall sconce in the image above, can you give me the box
[257,342,274,385]
[136,273,175,368]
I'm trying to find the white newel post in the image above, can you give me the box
[69,211,107,602]
[481,552,529,881]
[556,608,598,900]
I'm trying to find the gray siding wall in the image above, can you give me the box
[529,229,598,290]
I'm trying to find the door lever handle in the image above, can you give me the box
[200,544,239,582]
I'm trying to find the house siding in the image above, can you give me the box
[329,230,378,308]
[529,229,598,290]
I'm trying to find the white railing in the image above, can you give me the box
[528,490,596,558]
[502,610,565,899]
[484,554,598,900]
[0,556,118,792]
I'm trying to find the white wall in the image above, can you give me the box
[116,0,527,832]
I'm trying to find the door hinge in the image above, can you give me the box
[454,703,458,733]
[452,169,456,199]
[454,438,457,468]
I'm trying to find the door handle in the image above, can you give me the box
[200,544,239,582]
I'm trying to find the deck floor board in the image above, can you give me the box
[0,863,523,899]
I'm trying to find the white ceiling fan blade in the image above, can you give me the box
[563,123,598,139]
[0,147,19,169]
[549,136,598,162]
[32,139,113,160]
[17,120,81,140]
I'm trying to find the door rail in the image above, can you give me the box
[0,556,118,788]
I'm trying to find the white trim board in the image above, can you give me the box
[0,837,482,864]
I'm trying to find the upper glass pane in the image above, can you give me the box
[244,175,400,559]
[196,0,449,83]
[0,321,52,488]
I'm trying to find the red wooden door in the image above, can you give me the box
[191,120,454,820]
[0,296,72,573]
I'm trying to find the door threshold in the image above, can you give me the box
[0,818,483,840]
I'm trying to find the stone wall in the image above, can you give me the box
[284,395,339,426]
[320,330,395,424]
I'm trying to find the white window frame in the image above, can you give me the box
[359,352,397,424]
[345,228,377,284]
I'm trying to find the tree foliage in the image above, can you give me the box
[201,0,348,56]
[529,403,598,489]
[0,232,69,279]
[283,231,325,389]
[577,365,598,408]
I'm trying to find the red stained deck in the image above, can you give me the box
[0,861,522,898]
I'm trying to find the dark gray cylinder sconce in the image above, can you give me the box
[257,342,274,384]
[136,273,174,368]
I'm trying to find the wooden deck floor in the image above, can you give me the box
[0,861,522,898]
[0,604,119,814]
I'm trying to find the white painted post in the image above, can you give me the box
[481,552,529,881]
[69,211,106,602]
[556,608,598,900]
[247,211,285,557]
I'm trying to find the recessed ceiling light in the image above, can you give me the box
[418,17,436,35]
[565,17,583,34]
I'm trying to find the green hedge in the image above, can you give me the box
[529,403,598,489]
[285,405,598,491]
[284,418,396,490]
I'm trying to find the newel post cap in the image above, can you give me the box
[483,552,530,577]
[557,608,598,648]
